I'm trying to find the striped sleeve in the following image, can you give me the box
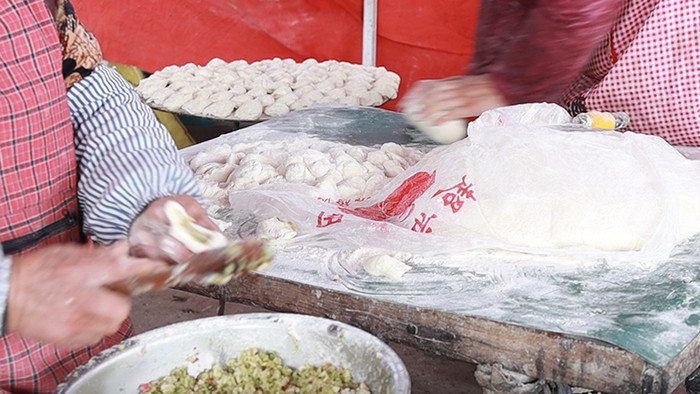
[67,64,202,244]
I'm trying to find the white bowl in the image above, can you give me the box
[55,313,410,393]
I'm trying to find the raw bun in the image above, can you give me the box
[406,113,467,144]
[400,83,467,144]
[362,254,411,280]
[136,57,401,121]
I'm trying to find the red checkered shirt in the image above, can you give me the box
[0,1,135,393]
[0,0,81,252]
[471,0,700,146]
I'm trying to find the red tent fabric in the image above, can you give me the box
[72,0,480,110]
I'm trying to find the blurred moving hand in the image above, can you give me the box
[6,241,166,348]
[400,74,508,126]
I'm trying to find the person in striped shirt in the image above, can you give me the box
[0,0,224,391]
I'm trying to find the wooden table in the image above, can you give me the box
[180,233,700,394]
[180,106,700,393]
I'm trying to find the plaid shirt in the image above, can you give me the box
[471,0,700,147]
[0,0,200,391]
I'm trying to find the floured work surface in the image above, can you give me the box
[180,105,700,393]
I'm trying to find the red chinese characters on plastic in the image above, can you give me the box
[313,171,477,233]
[317,211,344,227]
[410,173,476,234]
[339,171,436,221]
[411,212,437,233]
[431,175,476,213]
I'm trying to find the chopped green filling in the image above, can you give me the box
[138,348,371,393]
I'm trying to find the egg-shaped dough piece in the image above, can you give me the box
[264,102,290,117]
[161,92,193,111]
[181,97,211,115]
[234,99,263,120]
[203,100,235,118]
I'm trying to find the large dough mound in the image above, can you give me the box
[344,106,700,256]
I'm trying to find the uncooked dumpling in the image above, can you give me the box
[363,254,411,280]
[406,113,467,144]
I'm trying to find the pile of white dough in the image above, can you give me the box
[136,58,401,121]
[188,137,424,207]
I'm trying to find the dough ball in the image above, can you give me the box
[175,85,197,96]
[206,57,228,69]
[284,162,315,183]
[146,87,173,105]
[326,87,346,101]
[234,99,263,120]
[181,97,211,115]
[203,100,235,118]
[247,87,268,98]
[316,76,344,93]
[344,80,372,96]
[258,94,275,107]
[359,90,384,106]
[272,85,293,98]
[375,71,401,86]
[166,79,190,91]
[363,254,411,280]
[372,82,398,99]
[328,70,347,81]
[382,159,406,177]
[307,158,333,178]
[338,96,360,106]
[294,84,315,96]
[208,90,234,102]
[136,79,164,98]
[366,150,390,166]
[232,94,252,107]
[193,67,214,79]
[264,102,290,117]
[256,217,298,242]
[229,84,247,96]
[364,173,387,196]
[340,160,367,179]
[303,89,325,104]
[276,92,299,106]
[337,176,365,200]
[161,92,193,111]
[405,112,468,144]
[289,96,314,111]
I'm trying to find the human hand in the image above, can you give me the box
[6,241,166,348]
[128,195,228,264]
[400,74,507,126]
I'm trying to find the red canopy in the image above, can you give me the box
[72,0,480,110]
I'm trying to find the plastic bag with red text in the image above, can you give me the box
[226,103,700,263]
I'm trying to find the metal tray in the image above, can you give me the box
[56,313,410,394]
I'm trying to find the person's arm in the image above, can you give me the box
[67,64,202,244]
[478,0,625,104]
[0,249,11,334]
[4,241,167,348]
